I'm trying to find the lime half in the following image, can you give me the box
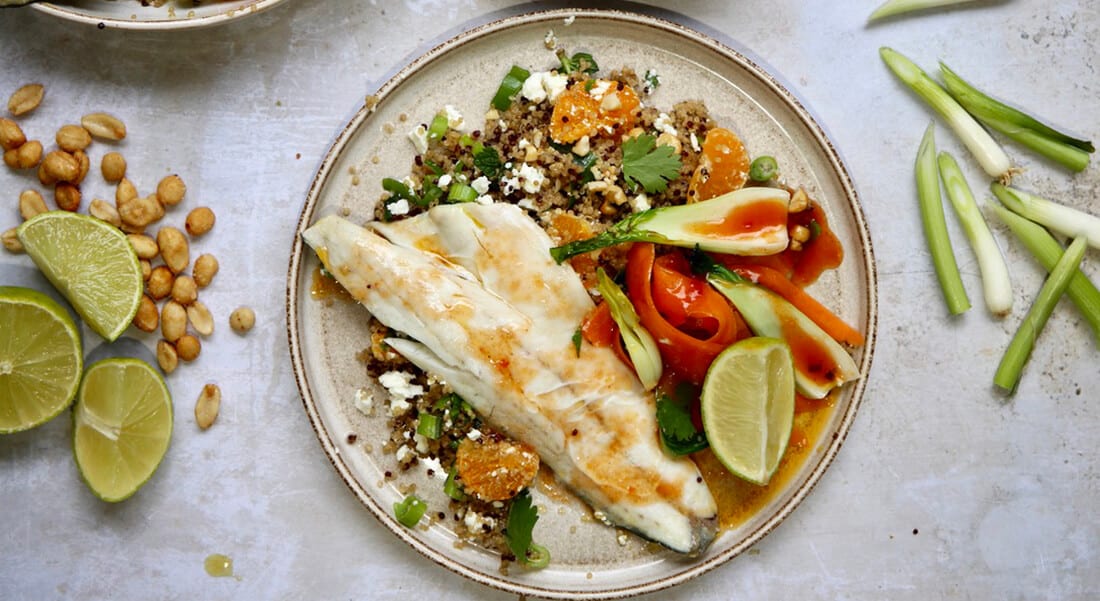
[701,337,795,485]
[73,358,173,502]
[18,211,143,342]
[0,286,83,434]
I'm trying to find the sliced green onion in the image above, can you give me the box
[595,268,662,390]
[990,203,1100,344]
[992,183,1100,250]
[443,466,465,501]
[940,62,1093,172]
[749,156,778,182]
[382,177,427,207]
[416,413,442,439]
[393,494,428,528]
[868,0,982,22]
[938,151,1013,315]
[523,544,551,569]
[916,124,970,315]
[492,65,530,111]
[427,113,449,143]
[446,182,478,203]
[994,236,1087,393]
[880,47,1012,180]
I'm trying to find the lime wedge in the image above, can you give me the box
[17,211,143,342]
[0,286,83,434]
[73,358,172,502]
[700,337,795,485]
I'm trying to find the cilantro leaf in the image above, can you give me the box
[621,134,681,194]
[504,489,549,567]
[656,395,708,455]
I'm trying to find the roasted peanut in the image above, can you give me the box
[127,234,159,260]
[170,275,198,305]
[789,187,810,213]
[156,174,186,207]
[187,301,214,337]
[147,266,175,300]
[176,334,201,362]
[192,254,219,288]
[89,198,122,227]
[229,306,255,333]
[115,178,137,205]
[37,161,56,186]
[161,300,187,342]
[133,295,159,333]
[101,152,126,182]
[655,132,682,155]
[72,149,90,185]
[140,259,151,281]
[5,139,42,170]
[157,226,189,274]
[119,195,164,230]
[185,207,215,237]
[18,189,47,220]
[156,340,178,374]
[791,224,812,244]
[42,150,79,183]
[8,84,44,117]
[0,117,26,151]
[55,182,81,212]
[194,383,221,429]
[56,125,92,152]
[2,228,23,253]
[81,112,126,141]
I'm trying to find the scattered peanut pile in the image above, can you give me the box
[1,83,256,431]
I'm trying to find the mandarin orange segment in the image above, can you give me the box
[549,81,642,143]
[455,436,540,501]
[688,127,751,203]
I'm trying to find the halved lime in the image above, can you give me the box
[700,337,795,485]
[0,286,83,434]
[17,211,143,342]
[73,358,173,502]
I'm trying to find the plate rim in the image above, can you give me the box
[286,7,878,599]
[30,0,287,30]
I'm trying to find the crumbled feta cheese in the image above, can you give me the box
[521,73,548,103]
[464,510,496,532]
[654,112,678,137]
[421,456,446,480]
[631,193,651,213]
[516,163,545,194]
[517,198,537,211]
[543,29,556,49]
[470,176,491,195]
[400,175,418,192]
[517,138,532,150]
[390,397,412,417]
[504,162,513,169]
[588,80,613,101]
[353,388,374,416]
[475,194,494,205]
[413,433,429,454]
[379,370,423,401]
[467,429,482,441]
[408,124,428,154]
[563,15,575,25]
[642,69,661,94]
[388,198,410,216]
[437,174,452,187]
[500,174,520,195]
[443,104,465,131]
[395,445,412,462]
[498,120,508,132]
[543,73,568,103]
[690,131,701,153]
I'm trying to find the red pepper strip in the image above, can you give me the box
[626,243,743,385]
[726,262,865,347]
[580,301,631,366]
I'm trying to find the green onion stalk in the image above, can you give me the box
[916,123,970,315]
[868,0,983,22]
[994,236,1088,394]
[992,183,1100,251]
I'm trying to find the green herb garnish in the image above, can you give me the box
[655,395,708,456]
[621,134,682,194]
[504,490,550,568]
[473,145,504,179]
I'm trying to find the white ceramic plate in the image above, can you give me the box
[30,0,286,30]
[287,8,877,599]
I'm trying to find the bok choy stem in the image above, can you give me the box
[880,47,1013,180]
[993,236,1087,393]
[938,152,1013,315]
[916,123,970,315]
[990,203,1100,344]
[595,268,662,390]
[992,183,1100,251]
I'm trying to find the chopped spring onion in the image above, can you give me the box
[992,183,1100,250]
[393,494,428,528]
[940,62,1094,172]
[938,152,1013,315]
[880,47,1013,181]
[492,65,530,111]
[993,236,1087,393]
[382,177,429,207]
[416,413,442,439]
[446,182,478,203]
[990,203,1100,344]
[427,112,449,143]
[916,124,970,315]
[549,187,791,263]
[595,268,662,390]
[868,0,982,22]
[443,466,465,501]
[749,156,779,182]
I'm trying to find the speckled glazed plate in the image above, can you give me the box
[30,0,286,29]
[287,8,876,599]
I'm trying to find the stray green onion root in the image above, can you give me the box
[994,236,1087,394]
[916,123,970,315]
